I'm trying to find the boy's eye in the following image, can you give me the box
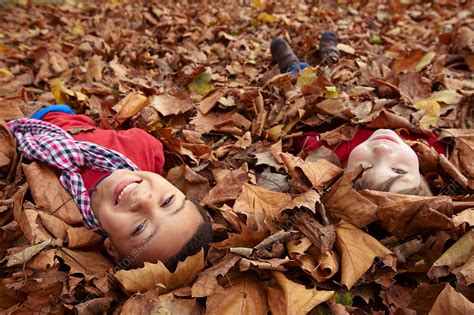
[161,195,174,207]
[132,220,146,236]
[393,168,407,174]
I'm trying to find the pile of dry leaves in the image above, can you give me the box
[0,0,473,314]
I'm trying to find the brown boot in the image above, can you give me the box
[271,38,299,72]
[318,31,340,64]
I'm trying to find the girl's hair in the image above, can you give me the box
[353,173,433,196]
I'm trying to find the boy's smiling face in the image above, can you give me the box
[90,170,205,266]
[345,129,422,193]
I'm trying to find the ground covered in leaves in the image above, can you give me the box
[0,0,473,314]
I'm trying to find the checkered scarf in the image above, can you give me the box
[7,118,140,229]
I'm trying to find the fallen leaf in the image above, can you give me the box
[233,183,293,224]
[335,222,394,289]
[428,230,473,281]
[203,164,250,205]
[267,271,334,315]
[66,226,103,249]
[415,52,436,72]
[322,167,378,228]
[206,272,269,315]
[2,239,52,267]
[115,250,204,293]
[294,212,336,261]
[429,283,474,315]
[86,54,103,83]
[191,253,241,297]
[58,248,112,281]
[413,99,441,129]
[149,93,194,116]
[121,291,201,315]
[22,162,82,225]
[452,209,474,227]
[188,72,213,96]
[113,91,149,125]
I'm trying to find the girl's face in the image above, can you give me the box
[345,129,422,193]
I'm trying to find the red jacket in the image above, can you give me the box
[41,111,165,190]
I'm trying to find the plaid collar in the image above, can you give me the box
[7,118,140,230]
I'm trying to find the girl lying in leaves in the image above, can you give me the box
[271,35,449,196]
[7,105,213,270]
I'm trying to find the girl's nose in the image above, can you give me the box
[372,143,393,155]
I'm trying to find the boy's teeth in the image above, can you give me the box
[117,182,138,203]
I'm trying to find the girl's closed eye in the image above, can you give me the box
[393,168,407,175]
[161,195,174,207]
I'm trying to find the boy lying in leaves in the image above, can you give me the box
[7,105,213,270]
[271,35,449,196]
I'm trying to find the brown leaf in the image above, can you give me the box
[377,200,454,239]
[0,121,17,178]
[66,226,103,249]
[453,255,474,286]
[38,211,70,239]
[392,50,424,73]
[121,291,201,315]
[429,283,474,315]
[398,72,432,102]
[25,248,57,271]
[22,162,82,225]
[0,91,25,121]
[191,253,241,297]
[211,216,269,249]
[203,164,250,205]
[267,271,334,315]
[86,54,103,84]
[206,272,269,315]
[149,93,194,116]
[115,250,204,293]
[113,91,149,125]
[75,296,113,315]
[439,129,474,180]
[452,209,474,227]
[166,164,211,201]
[2,239,52,267]
[299,159,343,188]
[322,167,378,228]
[58,248,112,281]
[380,284,413,313]
[198,87,227,114]
[190,111,251,134]
[407,283,446,314]
[428,230,473,281]
[294,212,336,261]
[335,222,394,289]
[109,56,128,80]
[0,73,34,96]
[233,183,293,224]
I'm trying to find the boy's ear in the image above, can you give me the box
[104,238,120,262]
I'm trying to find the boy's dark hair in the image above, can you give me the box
[163,199,213,272]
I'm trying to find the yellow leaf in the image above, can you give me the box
[252,0,263,7]
[335,222,393,289]
[429,90,463,105]
[50,78,88,107]
[0,68,13,77]
[257,12,278,24]
[415,51,436,71]
[72,21,85,36]
[296,67,316,88]
[115,250,205,293]
[413,99,440,129]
